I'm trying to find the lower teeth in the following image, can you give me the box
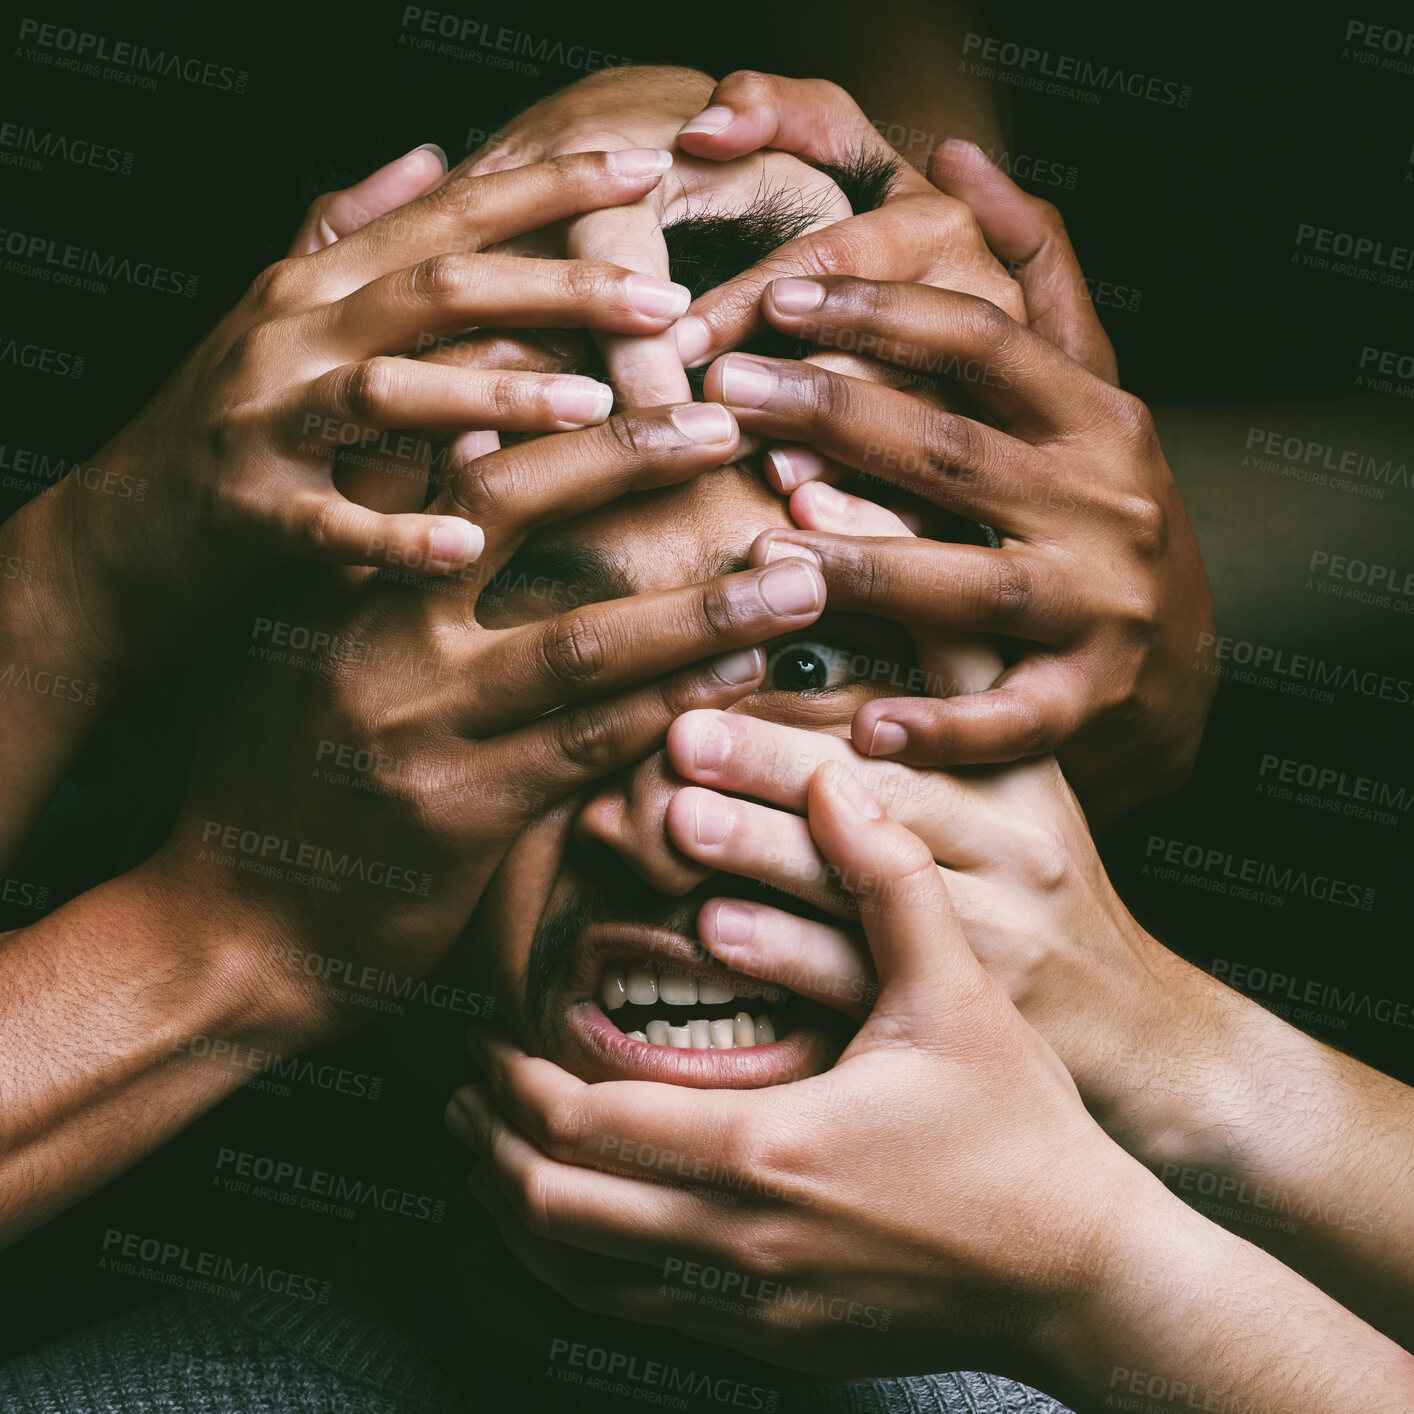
[624,1011,776,1049]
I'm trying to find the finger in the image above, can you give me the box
[309,148,677,293]
[676,194,1023,371]
[299,360,614,439]
[463,1030,753,1180]
[784,478,916,536]
[474,648,766,821]
[268,487,483,575]
[748,533,1082,643]
[851,656,1089,767]
[667,709,971,841]
[427,402,740,551]
[447,1085,723,1264]
[704,354,1050,528]
[308,253,691,363]
[698,899,875,1023]
[676,71,894,166]
[474,557,823,730]
[665,787,856,919]
[286,143,447,256]
[566,201,692,408]
[758,277,1098,431]
[805,766,974,1005]
[930,140,1119,385]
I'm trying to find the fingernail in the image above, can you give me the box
[675,314,712,366]
[431,519,484,562]
[770,278,826,315]
[762,538,821,569]
[834,771,883,820]
[550,377,613,424]
[670,402,735,444]
[764,446,825,492]
[801,479,848,515]
[711,901,753,947]
[711,648,762,687]
[867,720,908,757]
[410,142,448,171]
[718,355,776,408]
[690,714,733,768]
[606,147,673,180]
[443,1094,477,1146]
[626,273,691,320]
[759,560,822,615]
[679,106,734,138]
[692,792,731,845]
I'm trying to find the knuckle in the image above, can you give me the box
[1005,695,1052,758]
[560,259,616,308]
[427,176,487,234]
[553,702,621,774]
[540,611,611,689]
[516,1166,559,1240]
[1108,390,1158,448]
[699,577,747,639]
[797,226,867,279]
[337,357,398,422]
[539,1095,589,1162]
[246,257,305,310]
[300,496,344,555]
[811,366,862,432]
[412,251,475,303]
[961,294,1017,353]
[601,411,661,466]
[986,555,1035,626]
[1117,490,1169,557]
[1021,821,1072,890]
[445,460,509,524]
[924,411,983,485]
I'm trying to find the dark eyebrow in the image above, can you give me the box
[491,540,634,607]
[698,551,752,581]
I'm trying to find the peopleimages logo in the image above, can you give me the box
[960,33,1191,106]
[15,19,248,92]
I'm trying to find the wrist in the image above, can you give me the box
[135,851,343,1057]
[0,472,134,681]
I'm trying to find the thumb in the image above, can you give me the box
[804,763,987,1022]
[928,139,1119,385]
[287,143,448,256]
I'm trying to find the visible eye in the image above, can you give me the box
[764,638,854,693]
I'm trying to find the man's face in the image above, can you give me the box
[467,465,916,1087]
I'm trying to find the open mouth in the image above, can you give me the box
[597,960,789,1049]
[557,922,847,1088]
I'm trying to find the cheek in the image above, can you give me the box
[466,805,575,1030]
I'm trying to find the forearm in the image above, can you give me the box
[1065,926,1414,1343]
[1038,1175,1414,1413]
[0,480,128,870]
[0,860,319,1246]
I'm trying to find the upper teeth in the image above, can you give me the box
[601,963,783,1013]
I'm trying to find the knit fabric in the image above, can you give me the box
[0,1292,1075,1414]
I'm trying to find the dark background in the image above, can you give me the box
[1,0,1410,1374]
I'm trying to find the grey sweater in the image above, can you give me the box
[0,1291,1075,1414]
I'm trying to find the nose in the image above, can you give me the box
[574,749,717,896]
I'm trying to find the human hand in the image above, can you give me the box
[153,402,829,1043]
[52,149,689,672]
[446,763,1414,1409]
[670,70,1026,368]
[704,266,1214,823]
[448,763,1158,1380]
